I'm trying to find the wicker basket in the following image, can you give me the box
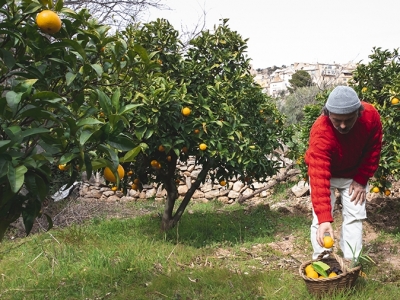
[299,251,361,298]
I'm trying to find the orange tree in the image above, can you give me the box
[0,0,152,240]
[350,47,400,193]
[118,19,291,230]
[1,0,290,238]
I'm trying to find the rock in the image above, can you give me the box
[185,176,192,189]
[146,188,156,198]
[191,170,201,179]
[201,182,213,193]
[291,180,309,197]
[232,181,244,192]
[102,191,115,197]
[204,190,220,199]
[178,185,188,195]
[192,190,205,199]
[228,190,240,199]
[217,196,230,204]
[107,195,121,202]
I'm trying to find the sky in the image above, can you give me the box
[144,0,400,69]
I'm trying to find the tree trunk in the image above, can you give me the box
[161,158,212,231]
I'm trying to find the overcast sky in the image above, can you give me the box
[144,0,400,69]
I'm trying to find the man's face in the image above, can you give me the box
[329,111,358,134]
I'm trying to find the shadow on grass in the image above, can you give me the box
[134,202,310,248]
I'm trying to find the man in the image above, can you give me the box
[305,86,382,260]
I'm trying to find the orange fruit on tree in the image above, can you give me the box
[133,178,140,184]
[181,107,191,117]
[361,87,368,93]
[151,159,159,168]
[36,10,62,35]
[131,183,138,190]
[194,129,200,134]
[58,164,69,171]
[384,189,391,196]
[323,236,334,248]
[111,186,118,191]
[127,170,133,176]
[182,146,188,153]
[103,164,125,183]
[166,155,172,162]
[220,180,226,186]
[199,143,207,151]
[372,186,380,193]
[391,97,399,105]
[158,145,165,152]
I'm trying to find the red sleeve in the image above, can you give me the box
[353,109,382,185]
[305,119,335,224]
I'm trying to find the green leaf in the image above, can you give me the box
[0,49,16,69]
[312,262,329,277]
[66,72,77,86]
[79,130,94,146]
[120,146,142,163]
[133,44,150,64]
[76,118,103,127]
[108,135,137,151]
[8,165,28,193]
[5,91,22,114]
[55,0,64,12]
[45,40,86,60]
[98,144,119,167]
[135,126,147,140]
[0,140,11,151]
[0,29,24,46]
[119,103,142,115]
[97,89,112,115]
[91,64,103,77]
[313,261,330,271]
[23,2,42,14]
[59,153,78,165]
[44,213,54,231]
[111,87,121,112]
[22,198,42,236]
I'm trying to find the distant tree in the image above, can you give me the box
[278,86,320,124]
[288,70,313,93]
[64,0,167,28]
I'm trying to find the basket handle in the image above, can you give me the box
[316,250,332,260]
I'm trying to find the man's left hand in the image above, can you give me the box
[349,180,366,205]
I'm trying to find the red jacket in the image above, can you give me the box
[305,102,382,224]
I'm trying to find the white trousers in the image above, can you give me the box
[310,178,367,260]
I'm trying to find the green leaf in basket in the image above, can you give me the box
[312,262,329,277]
[313,261,330,271]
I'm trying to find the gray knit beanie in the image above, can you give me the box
[326,86,361,114]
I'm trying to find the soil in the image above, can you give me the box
[5,181,400,282]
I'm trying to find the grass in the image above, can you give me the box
[0,197,399,300]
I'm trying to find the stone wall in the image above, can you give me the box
[77,156,303,204]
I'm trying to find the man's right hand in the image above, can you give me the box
[316,222,334,247]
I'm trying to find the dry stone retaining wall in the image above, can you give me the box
[78,156,302,204]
